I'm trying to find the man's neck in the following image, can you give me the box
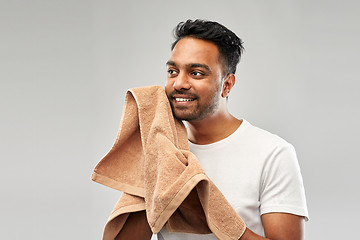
[186,112,242,145]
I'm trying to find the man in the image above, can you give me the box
[116,19,308,240]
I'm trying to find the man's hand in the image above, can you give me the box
[240,213,305,240]
[115,211,152,240]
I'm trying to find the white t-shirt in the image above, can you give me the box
[158,120,309,239]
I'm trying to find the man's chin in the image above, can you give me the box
[173,112,198,121]
[170,105,201,121]
[173,112,205,122]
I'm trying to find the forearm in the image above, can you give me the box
[240,213,305,240]
[115,211,152,240]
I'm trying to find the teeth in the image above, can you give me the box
[175,98,194,102]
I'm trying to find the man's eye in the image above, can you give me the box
[191,71,204,76]
[168,69,178,76]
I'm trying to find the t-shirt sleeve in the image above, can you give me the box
[259,144,309,220]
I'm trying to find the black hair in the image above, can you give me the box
[171,19,244,74]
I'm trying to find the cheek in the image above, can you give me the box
[165,79,173,94]
[194,81,218,95]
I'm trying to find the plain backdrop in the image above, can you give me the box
[1,0,359,239]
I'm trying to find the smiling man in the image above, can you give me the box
[159,20,309,240]
[115,19,308,240]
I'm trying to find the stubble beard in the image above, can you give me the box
[168,87,221,122]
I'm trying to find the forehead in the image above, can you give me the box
[169,37,221,68]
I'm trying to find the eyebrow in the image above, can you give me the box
[166,61,212,72]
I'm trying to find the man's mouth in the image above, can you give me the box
[168,91,198,105]
[175,97,195,102]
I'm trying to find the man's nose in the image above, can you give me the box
[173,72,191,90]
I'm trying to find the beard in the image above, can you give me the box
[167,87,221,121]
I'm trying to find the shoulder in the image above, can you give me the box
[241,120,293,152]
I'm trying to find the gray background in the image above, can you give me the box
[1,0,359,239]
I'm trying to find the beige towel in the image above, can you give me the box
[91,85,246,240]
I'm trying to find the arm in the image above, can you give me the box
[242,144,307,240]
[240,213,305,240]
[115,211,153,240]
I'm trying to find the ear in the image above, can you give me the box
[221,74,236,98]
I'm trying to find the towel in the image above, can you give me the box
[91,85,246,240]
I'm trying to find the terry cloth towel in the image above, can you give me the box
[91,85,246,240]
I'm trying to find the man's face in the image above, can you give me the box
[165,37,225,121]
